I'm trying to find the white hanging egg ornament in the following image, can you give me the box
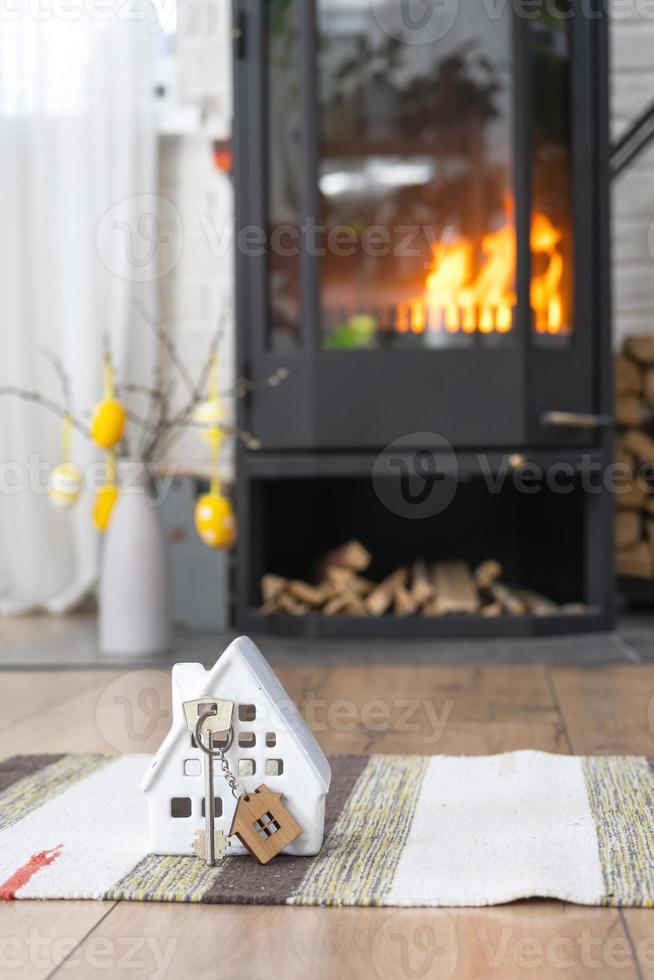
[193,398,226,444]
[194,492,236,549]
[49,462,83,511]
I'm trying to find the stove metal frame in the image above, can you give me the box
[231,0,614,637]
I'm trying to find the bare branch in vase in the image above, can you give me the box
[133,298,196,399]
[0,387,89,438]
[40,348,74,415]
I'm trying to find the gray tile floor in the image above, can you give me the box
[0,612,652,669]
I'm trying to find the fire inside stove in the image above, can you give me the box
[320,203,572,350]
[397,210,566,338]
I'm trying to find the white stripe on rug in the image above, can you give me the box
[0,755,150,899]
[386,750,605,907]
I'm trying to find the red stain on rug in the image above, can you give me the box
[0,845,63,900]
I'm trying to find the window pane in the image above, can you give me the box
[529,3,574,341]
[318,0,515,349]
[268,0,301,350]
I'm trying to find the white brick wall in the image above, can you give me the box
[158,0,235,476]
[159,135,234,474]
[612,6,654,344]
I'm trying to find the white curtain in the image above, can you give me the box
[0,5,159,614]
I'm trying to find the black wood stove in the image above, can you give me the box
[232,0,614,637]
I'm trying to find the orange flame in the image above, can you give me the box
[400,210,566,336]
[530,212,564,334]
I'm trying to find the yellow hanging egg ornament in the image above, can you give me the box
[194,493,236,549]
[91,399,126,449]
[193,398,226,445]
[94,484,119,532]
[49,462,82,511]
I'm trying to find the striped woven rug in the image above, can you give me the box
[0,751,652,906]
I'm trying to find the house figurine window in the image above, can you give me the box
[230,785,303,864]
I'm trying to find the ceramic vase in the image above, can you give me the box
[98,460,172,656]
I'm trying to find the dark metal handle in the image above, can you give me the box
[541,411,612,430]
[611,99,654,181]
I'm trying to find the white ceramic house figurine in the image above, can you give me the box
[142,636,331,857]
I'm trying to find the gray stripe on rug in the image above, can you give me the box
[202,754,369,905]
[0,755,65,795]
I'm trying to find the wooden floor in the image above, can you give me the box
[1,663,653,979]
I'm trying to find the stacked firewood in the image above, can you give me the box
[615,336,654,579]
[260,541,574,618]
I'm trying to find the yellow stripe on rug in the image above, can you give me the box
[582,756,654,907]
[107,854,224,903]
[289,754,428,906]
[0,754,111,832]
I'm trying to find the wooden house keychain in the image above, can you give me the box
[184,697,303,866]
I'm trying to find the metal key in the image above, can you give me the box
[184,698,234,865]
[201,721,216,865]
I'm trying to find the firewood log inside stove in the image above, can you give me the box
[287,580,331,607]
[394,585,418,617]
[316,540,372,578]
[366,569,407,617]
[259,543,569,618]
[474,560,503,591]
[410,560,433,607]
[261,574,286,604]
[424,562,479,616]
[488,583,527,617]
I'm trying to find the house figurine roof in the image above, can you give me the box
[142,635,331,795]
